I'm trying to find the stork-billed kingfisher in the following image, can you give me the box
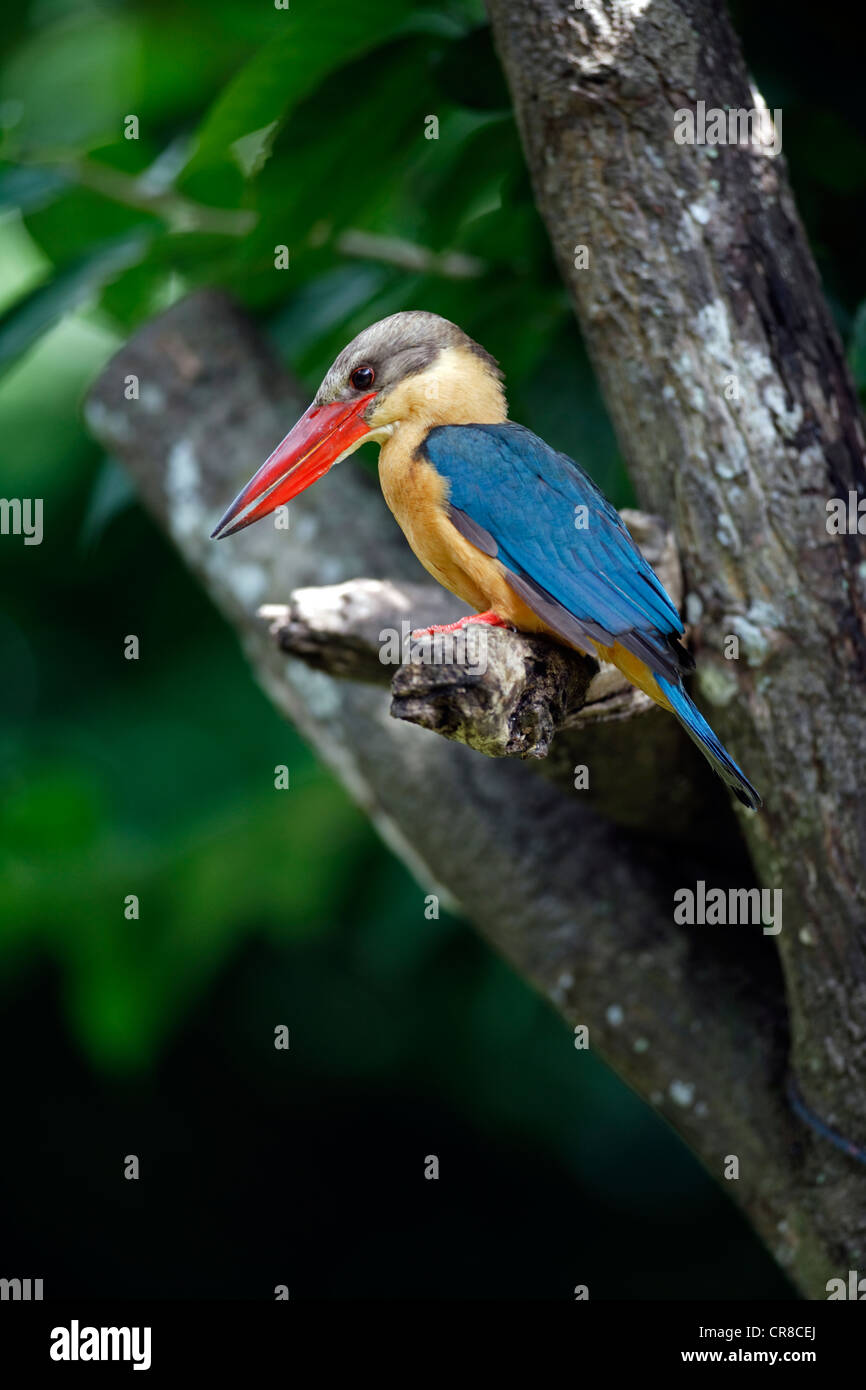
[212,311,761,810]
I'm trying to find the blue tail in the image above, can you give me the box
[656,676,762,811]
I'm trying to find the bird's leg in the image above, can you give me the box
[411,611,511,639]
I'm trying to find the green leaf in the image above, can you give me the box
[23,186,159,266]
[0,165,67,215]
[0,14,142,157]
[230,120,280,178]
[0,231,149,378]
[78,457,137,548]
[181,0,429,181]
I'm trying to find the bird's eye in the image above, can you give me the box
[350,365,375,391]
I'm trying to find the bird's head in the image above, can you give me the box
[211,310,505,538]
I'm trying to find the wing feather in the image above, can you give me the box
[424,423,687,680]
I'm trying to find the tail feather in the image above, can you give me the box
[656,675,762,811]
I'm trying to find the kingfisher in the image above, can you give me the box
[212,311,761,809]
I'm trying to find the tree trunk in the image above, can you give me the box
[485,0,866,1289]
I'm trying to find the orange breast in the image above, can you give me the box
[378,435,540,621]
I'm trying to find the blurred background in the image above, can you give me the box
[0,0,862,1299]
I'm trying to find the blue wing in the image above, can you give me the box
[423,422,689,680]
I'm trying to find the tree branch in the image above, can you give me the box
[257,506,676,759]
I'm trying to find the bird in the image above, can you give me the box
[211,310,761,810]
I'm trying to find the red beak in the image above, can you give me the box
[210,394,375,539]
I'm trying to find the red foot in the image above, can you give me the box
[411,611,511,639]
